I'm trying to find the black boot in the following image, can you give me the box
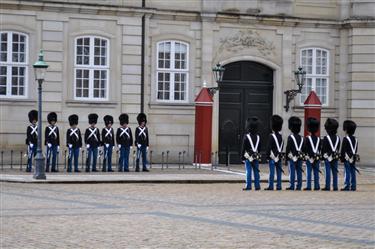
[135,167,140,172]
[142,168,149,172]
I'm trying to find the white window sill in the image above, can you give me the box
[0,98,36,106]
[66,100,118,107]
[149,101,195,109]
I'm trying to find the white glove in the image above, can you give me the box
[29,143,34,148]
[118,144,122,149]
[68,144,72,149]
[137,144,141,149]
[105,144,110,148]
[47,143,52,148]
[130,146,133,150]
[57,146,60,152]
[86,144,90,149]
[146,147,149,152]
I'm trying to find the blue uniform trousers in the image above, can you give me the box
[86,147,98,171]
[68,147,80,172]
[245,160,260,190]
[102,145,113,171]
[288,160,303,190]
[119,146,130,171]
[46,145,58,172]
[268,159,282,190]
[136,145,147,169]
[306,160,320,190]
[324,159,338,190]
[343,161,357,190]
[26,144,37,172]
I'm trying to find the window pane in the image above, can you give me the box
[157,72,170,100]
[300,78,313,103]
[0,33,7,62]
[316,78,327,105]
[93,70,107,99]
[0,66,6,95]
[174,73,186,101]
[158,42,171,69]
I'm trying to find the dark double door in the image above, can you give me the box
[219,61,273,164]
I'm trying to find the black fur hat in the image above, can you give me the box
[288,116,301,134]
[103,115,113,126]
[88,113,98,124]
[119,113,129,125]
[343,120,357,136]
[47,112,57,124]
[68,114,79,126]
[271,115,283,132]
[324,118,339,135]
[307,117,320,135]
[137,113,147,125]
[246,116,260,134]
[28,110,38,123]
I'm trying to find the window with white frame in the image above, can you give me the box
[74,36,109,100]
[300,48,329,105]
[0,31,28,98]
[156,41,189,102]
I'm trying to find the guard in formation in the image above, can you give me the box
[240,115,360,191]
[25,111,149,173]
[45,112,60,172]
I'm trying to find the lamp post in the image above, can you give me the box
[284,66,306,112]
[33,50,48,180]
[208,63,225,96]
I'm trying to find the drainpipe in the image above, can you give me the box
[141,0,145,113]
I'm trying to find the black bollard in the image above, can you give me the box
[10,150,13,169]
[1,151,3,170]
[64,149,67,170]
[215,151,218,169]
[161,152,165,170]
[81,150,85,170]
[150,150,153,169]
[182,150,186,169]
[166,150,169,169]
[20,151,23,171]
[211,152,214,171]
[133,150,136,169]
[178,152,182,170]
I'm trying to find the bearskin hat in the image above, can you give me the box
[271,115,283,132]
[88,113,98,124]
[343,120,357,136]
[47,112,57,124]
[103,115,113,126]
[324,118,339,135]
[119,113,129,125]
[246,116,261,134]
[137,113,147,125]
[307,117,320,135]
[68,114,79,126]
[288,116,302,134]
[28,110,38,123]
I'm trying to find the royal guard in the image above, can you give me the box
[84,113,101,172]
[102,115,115,172]
[26,110,38,172]
[285,116,304,191]
[66,114,82,172]
[135,113,149,172]
[116,113,133,172]
[265,115,284,191]
[341,120,360,191]
[241,116,262,191]
[322,118,340,191]
[45,112,60,172]
[304,117,322,191]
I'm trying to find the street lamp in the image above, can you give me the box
[208,63,225,96]
[284,66,306,112]
[33,50,48,180]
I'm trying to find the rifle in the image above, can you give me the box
[56,149,60,171]
[275,161,285,175]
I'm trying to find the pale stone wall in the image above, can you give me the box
[0,0,374,164]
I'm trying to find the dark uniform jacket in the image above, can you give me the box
[116,127,133,147]
[241,133,261,161]
[303,135,322,158]
[285,133,303,157]
[135,126,149,147]
[321,135,340,157]
[101,127,115,146]
[266,132,283,159]
[84,127,101,148]
[340,135,358,162]
[45,125,60,146]
[66,127,82,148]
[26,124,38,145]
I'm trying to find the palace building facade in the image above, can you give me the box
[0,0,374,164]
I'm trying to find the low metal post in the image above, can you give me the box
[64,149,67,170]
[183,150,186,169]
[215,151,218,169]
[211,152,214,170]
[161,151,165,170]
[20,151,23,171]
[226,146,229,167]
[1,151,3,170]
[133,150,136,168]
[10,150,13,169]
[178,152,181,170]
[228,152,231,171]
[166,150,169,169]
[149,150,153,169]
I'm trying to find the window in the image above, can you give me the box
[74,36,109,100]
[156,41,189,102]
[0,31,28,98]
[300,48,329,105]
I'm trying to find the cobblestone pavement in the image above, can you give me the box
[1,169,375,248]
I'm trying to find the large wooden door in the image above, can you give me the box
[219,61,273,164]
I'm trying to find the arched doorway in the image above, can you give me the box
[218,61,274,164]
